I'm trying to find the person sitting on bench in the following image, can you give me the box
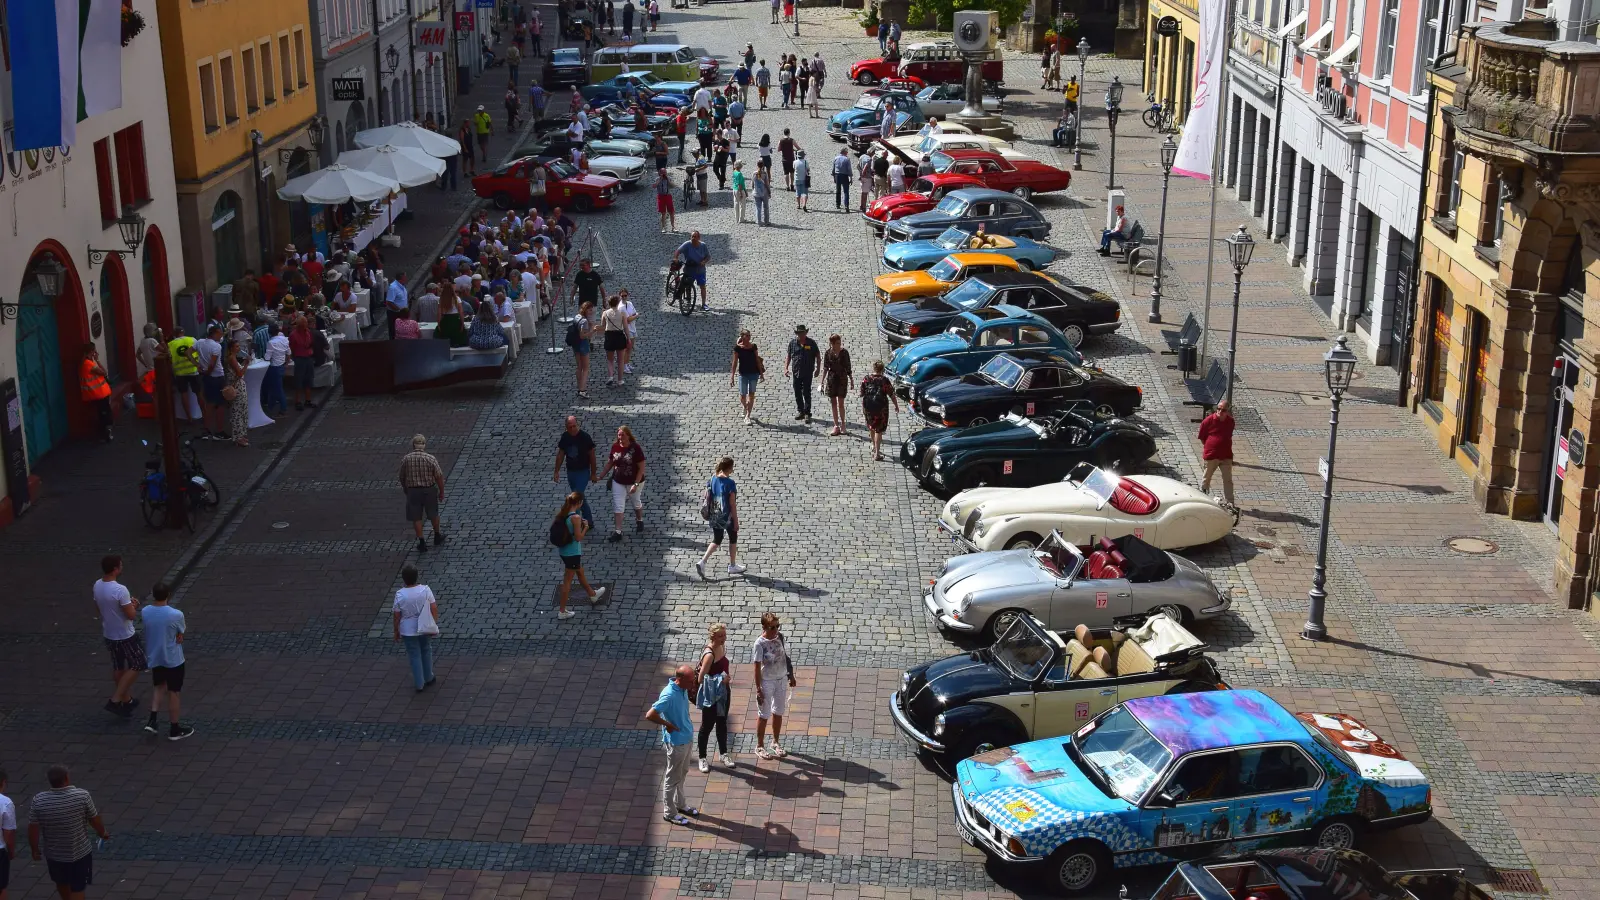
[1099,206,1130,256]
[1052,110,1077,148]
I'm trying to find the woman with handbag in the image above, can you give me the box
[392,565,440,692]
[696,623,734,772]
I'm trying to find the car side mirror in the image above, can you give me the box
[1149,786,1185,808]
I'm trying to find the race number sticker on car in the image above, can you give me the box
[1134,528,1144,538]
[1002,799,1038,823]
[1095,591,1108,608]
[1026,402,1035,415]
[1002,460,1013,474]
[1075,701,1090,720]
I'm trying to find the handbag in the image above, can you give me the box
[415,595,441,636]
[221,384,239,403]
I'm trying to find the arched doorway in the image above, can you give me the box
[98,255,135,386]
[143,224,174,334]
[391,77,403,124]
[212,191,244,286]
[15,245,89,463]
[345,102,366,149]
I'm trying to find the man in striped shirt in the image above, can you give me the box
[28,766,107,899]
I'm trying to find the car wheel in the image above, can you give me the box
[967,415,989,426]
[571,194,595,212]
[948,729,1013,766]
[1063,323,1086,347]
[1312,817,1363,850]
[1148,604,1193,627]
[493,192,514,210]
[1044,840,1109,895]
[1015,259,1033,272]
[983,608,1029,642]
[1004,532,1042,551]
[959,465,996,491]
[857,71,877,86]
[1093,402,1117,420]
[1011,186,1032,200]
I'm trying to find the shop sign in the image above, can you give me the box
[332,78,366,101]
[454,11,475,30]
[414,21,447,50]
[1156,16,1181,36]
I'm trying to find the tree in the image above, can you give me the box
[905,0,1030,31]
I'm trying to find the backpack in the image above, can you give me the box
[861,374,888,412]
[700,479,717,520]
[549,513,573,547]
[565,319,581,347]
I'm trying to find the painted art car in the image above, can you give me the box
[827,91,922,140]
[541,47,590,88]
[913,351,1143,427]
[939,464,1241,553]
[1142,849,1492,900]
[883,189,1052,243]
[471,158,620,211]
[879,271,1121,348]
[850,41,1005,87]
[886,306,1082,395]
[882,226,1058,272]
[918,531,1229,637]
[873,252,1023,303]
[902,410,1157,494]
[891,611,1224,763]
[951,690,1433,894]
[915,81,1003,117]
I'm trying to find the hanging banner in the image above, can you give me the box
[414,21,448,50]
[1171,0,1228,179]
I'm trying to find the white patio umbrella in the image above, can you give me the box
[336,144,446,187]
[351,121,462,158]
[276,164,400,204]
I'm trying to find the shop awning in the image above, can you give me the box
[1299,19,1335,53]
[1275,8,1308,39]
[1325,32,1362,67]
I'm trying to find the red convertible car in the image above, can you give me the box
[471,158,620,211]
[864,147,1071,228]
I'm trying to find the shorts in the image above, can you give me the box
[173,373,202,396]
[795,182,809,197]
[152,663,186,692]
[405,485,439,522]
[293,355,315,385]
[739,373,759,396]
[865,406,889,433]
[782,158,794,174]
[711,519,738,545]
[561,552,584,570]
[45,854,92,892]
[1,848,10,889]
[687,267,706,286]
[575,339,591,356]
[203,374,226,404]
[603,330,628,352]
[611,479,643,513]
[657,192,674,212]
[105,635,148,672]
[757,677,790,718]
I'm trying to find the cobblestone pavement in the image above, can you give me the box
[3,3,1599,899]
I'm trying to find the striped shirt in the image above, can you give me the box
[28,786,97,862]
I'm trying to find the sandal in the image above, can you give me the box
[756,746,776,760]
[662,813,691,825]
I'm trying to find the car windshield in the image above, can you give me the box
[545,161,578,179]
[552,49,581,63]
[927,256,961,282]
[933,227,970,249]
[990,617,1054,682]
[1072,707,1173,803]
[853,95,881,111]
[941,279,991,310]
[946,317,976,342]
[633,72,662,85]
[913,136,939,155]
[978,354,1024,389]
[930,151,956,173]
[1037,531,1083,578]
[911,177,936,194]
[934,195,968,216]
[1066,464,1118,509]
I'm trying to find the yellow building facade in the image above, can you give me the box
[1143,0,1199,126]
[155,0,320,296]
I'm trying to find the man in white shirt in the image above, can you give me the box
[620,289,639,374]
[494,291,516,323]
[94,555,143,717]
[453,264,475,295]
[520,264,539,302]
[920,116,942,137]
[384,272,410,340]
[692,85,713,113]
[577,107,590,132]
[887,158,906,193]
[264,324,291,415]
[195,326,227,438]
[566,118,584,144]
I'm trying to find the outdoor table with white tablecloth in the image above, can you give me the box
[514,301,538,338]
[172,359,274,429]
[417,320,521,360]
[348,193,408,253]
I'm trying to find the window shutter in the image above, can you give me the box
[94,138,118,221]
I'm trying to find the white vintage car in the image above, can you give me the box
[937,464,1238,553]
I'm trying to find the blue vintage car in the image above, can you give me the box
[886,306,1083,395]
[580,71,698,105]
[883,226,1058,272]
[883,188,1052,243]
[951,690,1433,895]
[827,91,923,140]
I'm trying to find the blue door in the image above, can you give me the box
[15,285,68,464]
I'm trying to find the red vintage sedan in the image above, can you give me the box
[923,148,1071,200]
[471,157,621,212]
[863,175,983,233]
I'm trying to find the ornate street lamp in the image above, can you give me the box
[1104,76,1123,189]
[1304,334,1359,641]
[1223,224,1254,406]
[1149,135,1178,323]
[1072,38,1089,171]
[33,252,66,298]
[89,209,148,266]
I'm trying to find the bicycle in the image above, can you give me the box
[1141,93,1171,131]
[139,437,221,533]
[665,260,695,316]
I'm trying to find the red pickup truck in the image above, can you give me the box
[849,41,1004,89]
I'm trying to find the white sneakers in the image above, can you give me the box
[557,609,576,620]
[743,415,753,426]
[720,753,734,767]
[698,757,711,773]
[728,563,747,575]
[698,754,736,772]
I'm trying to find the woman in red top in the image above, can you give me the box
[598,425,646,542]
[696,623,733,771]
[288,315,317,411]
[1197,399,1235,505]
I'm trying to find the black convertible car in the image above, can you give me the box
[1141,849,1492,900]
[912,351,1142,427]
[901,408,1157,493]
[879,271,1121,348]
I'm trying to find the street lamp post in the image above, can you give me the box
[1149,135,1177,324]
[793,0,799,37]
[1072,38,1089,171]
[1223,224,1254,406]
[1104,76,1123,190]
[1303,334,1359,641]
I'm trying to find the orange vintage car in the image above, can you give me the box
[872,252,1022,304]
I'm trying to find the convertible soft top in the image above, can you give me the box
[1111,533,1172,583]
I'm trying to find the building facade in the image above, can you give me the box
[1144,0,1201,127]
[310,0,420,163]
[154,0,320,300]
[0,0,187,518]
[1405,19,1600,610]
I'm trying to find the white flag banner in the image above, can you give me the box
[79,0,124,120]
[1172,0,1229,179]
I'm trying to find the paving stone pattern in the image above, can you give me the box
[2,3,1599,898]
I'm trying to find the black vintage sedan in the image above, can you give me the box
[878,270,1121,348]
[1143,850,1492,900]
[912,351,1142,427]
[901,408,1156,493]
[542,48,590,89]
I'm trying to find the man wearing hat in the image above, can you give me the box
[784,325,822,423]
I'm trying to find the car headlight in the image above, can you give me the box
[948,503,962,523]
[932,713,946,736]
[928,403,944,415]
[975,517,991,537]
[909,362,922,376]
[901,671,913,693]
[932,455,945,470]
[958,593,974,612]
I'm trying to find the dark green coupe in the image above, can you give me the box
[901,408,1156,494]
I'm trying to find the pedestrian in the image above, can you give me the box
[729,330,764,425]
[734,62,751,107]
[167,325,202,423]
[860,360,899,461]
[752,611,798,760]
[777,129,796,189]
[621,288,639,375]
[458,119,477,173]
[752,163,771,226]
[1199,399,1237,506]
[697,456,745,578]
[504,80,522,130]
[399,434,447,554]
[858,152,874,218]
[711,136,730,189]
[917,153,935,177]
[755,59,770,109]
[1064,75,1080,113]
[809,58,824,115]
[832,147,852,211]
[507,42,522,85]
[793,149,810,210]
[552,416,598,525]
[872,148,890,195]
[552,491,598,619]
[94,556,143,718]
[474,105,493,159]
[648,0,659,30]
[887,155,906,193]
[795,59,810,107]
[0,766,13,899]
[778,61,793,108]
[224,338,250,447]
[599,424,646,541]
[770,0,780,23]
[1040,43,1053,89]
[621,0,634,39]
[141,581,194,740]
[600,295,629,386]
[656,170,676,232]
[195,324,227,439]
[696,623,734,771]
[731,161,748,223]
[604,0,614,34]
[27,765,109,900]
[531,10,543,53]
[823,333,852,435]
[385,271,409,339]
[571,300,595,398]
[646,664,699,825]
[391,564,440,692]
[785,325,821,423]
[78,344,113,443]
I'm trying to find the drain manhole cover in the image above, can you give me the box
[1447,536,1498,555]
[1486,867,1542,894]
[271,521,290,530]
[1252,540,1275,550]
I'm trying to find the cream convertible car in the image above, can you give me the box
[938,464,1239,553]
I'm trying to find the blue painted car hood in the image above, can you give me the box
[957,738,1130,824]
[889,332,966,374]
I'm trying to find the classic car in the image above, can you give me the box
[873,252,1023,303]
[952,690,1433,894]
[901,409,1157,493]
[828,91,922,140]
[883,189,1052,243]
[846,113,918,153]
[920,531,1228,637]
[882,226,1058,272]
[579,71,699,104]
[521,128,651,161]
[886,306,1082,394]
[864,178,948,232]
[860,76,928,96]
[913,352,1143,427]
[939,463,1241,553]
[471,158,620,211]
[586,105,677,136]
[851,41,1005,87]
[888,130,1031,162]
[915,81,1003,117]
[541,47,590,88]
[891,611,1224,763]
[919,148,1072,200]
[1141,849,1492,900]
[582,83,689,111]
[880,271,1121,348]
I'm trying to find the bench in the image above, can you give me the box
[1160,313,1202,376]
[1180,358,1230,421]
[338,338,507,396]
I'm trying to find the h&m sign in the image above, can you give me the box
[414,21,447,50]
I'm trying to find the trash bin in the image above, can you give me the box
[1177,341,1198,376]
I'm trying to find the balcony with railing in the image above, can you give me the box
[1454,20,1600,153]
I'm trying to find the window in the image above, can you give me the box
[1374,0,1399,80]
[1018,325,1051,345]
[260,40,276,102]
[1483,171,1505,247]
[978,325,1017,347]
[219,53,238,123]
[293,29,308,87]
[198,60,219,131]
[1233,746,1320,795]
[1424,282,1452,404]
[1445,150,1464,219]
[93,138,118,221]
[113,123,151,205]
[1462,309,1489,446]
[1413,0,1460,92]
[1162,751,1242,803]
[279,35,294,94]
[241,46,259,112]
[1027,368,1059,390]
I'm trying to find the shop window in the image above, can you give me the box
[1425,280,1452,405]
[1462,309,1489,448]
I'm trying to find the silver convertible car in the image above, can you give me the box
[923,531,1231,640]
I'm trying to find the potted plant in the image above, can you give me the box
[120,2,145,46]
[860,4,881,37]
[1054,13,1079,52]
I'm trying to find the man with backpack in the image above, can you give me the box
[860,360,899,462]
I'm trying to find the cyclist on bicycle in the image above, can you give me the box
[672,230,711,310]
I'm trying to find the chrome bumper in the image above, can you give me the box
[936,518,981,552]
[889,691,945,752]
[952,780,1042,862]
[1088,320,1122,335]
[1200,590,1233,617]
[923,585,975,631]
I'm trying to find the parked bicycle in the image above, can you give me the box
[139,436,221,532]
[1141,94,1178,133]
